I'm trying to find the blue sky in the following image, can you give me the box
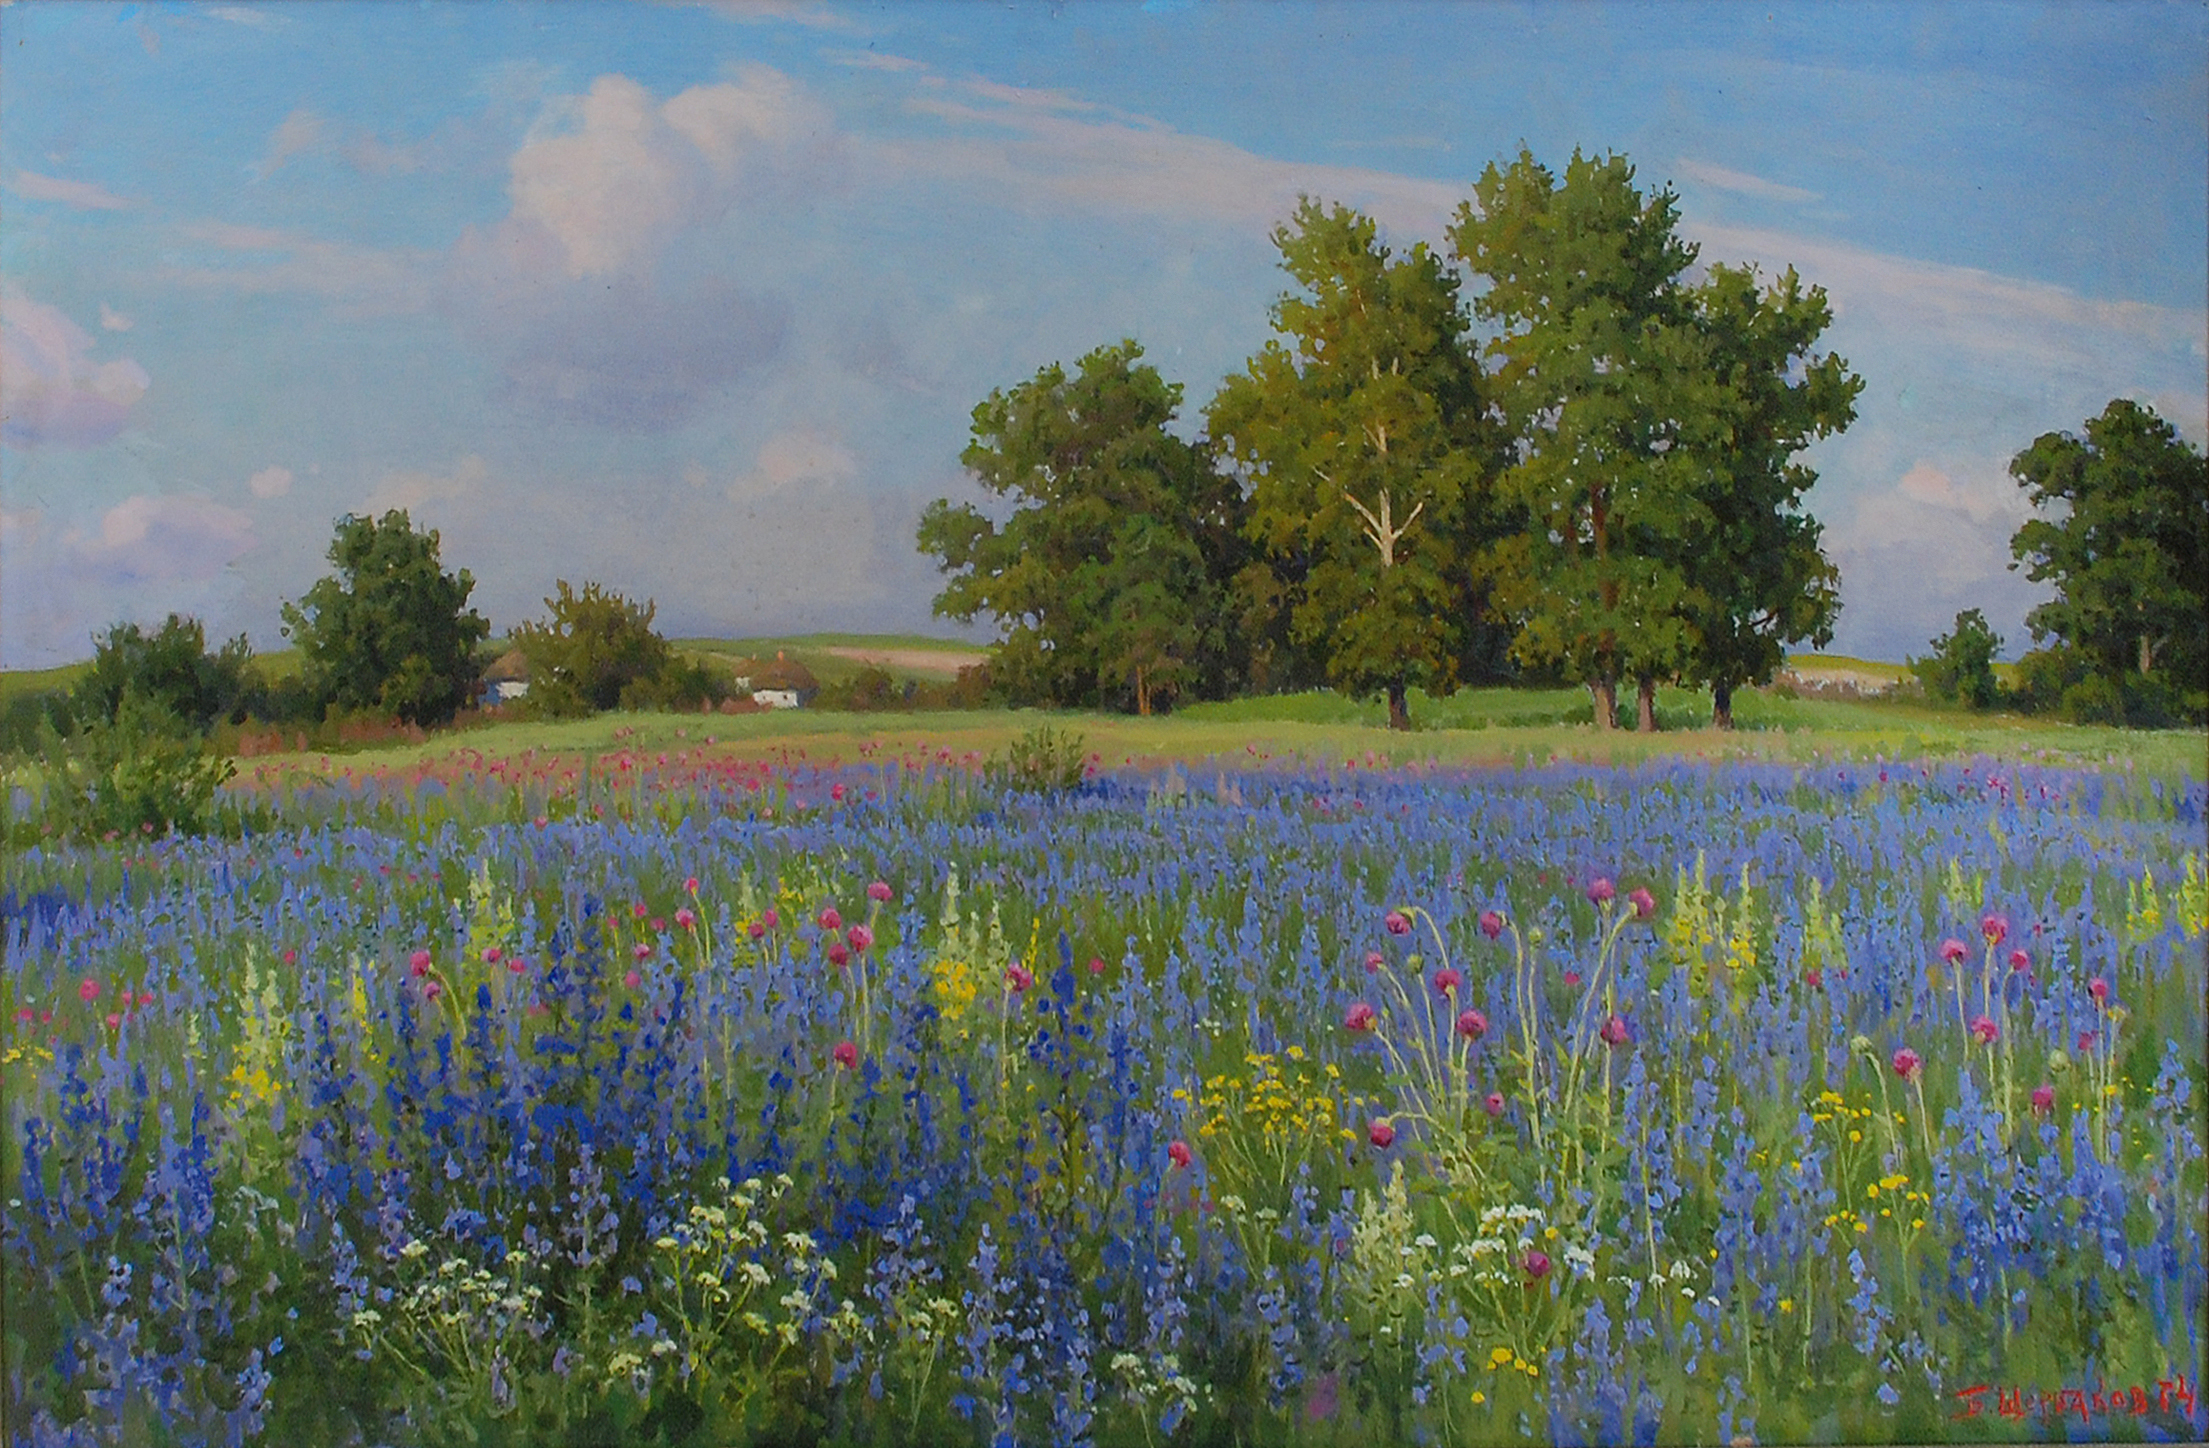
[3,0,2203,669]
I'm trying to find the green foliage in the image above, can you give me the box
[511,580,714,717]
[1209,199,1505,728]
[282,510,489,727]
[919,339,1244,714]
[2009,398,2208,725]
[33,692,237,840]
[1909,608,2004,709]
[1449,149,1712,726]
[986,723,1090,793]
[71,613,261,735]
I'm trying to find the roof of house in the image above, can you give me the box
[483,649,530,683]
[744,653,818,691]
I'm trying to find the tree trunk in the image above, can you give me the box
[1589,677,1618,731]
[1386,682,1412,732]
[1635,676,1658,732]
[1712,680,1735,730]
[2139,633,2155,676]
[1136,664,1150,718]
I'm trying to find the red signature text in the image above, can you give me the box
[1951,1373,2195,1423]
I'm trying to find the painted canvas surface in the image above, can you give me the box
[2,3,2204,1445]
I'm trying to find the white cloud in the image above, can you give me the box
[164,220,431,315]
[363,454,489,516]
[74,494,258,584]
[1673,158,1819,205]
[208,5,287,28]
[254,108,326,179]
[0,287,151,446]
[729,427,858,498]
[99,304,134,332]
[9,169,136,211]
[822,48,927,72]
[248,465,294,499]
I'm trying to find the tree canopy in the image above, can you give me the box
[513,580,679,718]
[72,613,258,736]
[1209,200,1502,729]
[918,339,1242,714]
[2008,398,2208,724]
[281,510,489,727]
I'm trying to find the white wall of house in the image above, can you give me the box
[752,689,800,710]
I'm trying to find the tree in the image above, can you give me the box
[72,613,259,736]
[1677,263,1859,728]
[1449,149,1714,731]
[1208,200,1502,730]
[918,339,1242,714]
[511,580,683,718]
[281,511,489,727]
[2009,399,2208,724]
[1909,608,2003,709]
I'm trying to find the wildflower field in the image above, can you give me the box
[3,742,2205,1446]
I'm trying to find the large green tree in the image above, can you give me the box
[2008,399,2208,724]
[281,510,489,726]
[1677,262,1859,728]
[1208,200,1501,730]
[1450,149,1716,731]
[918,339,1241,714]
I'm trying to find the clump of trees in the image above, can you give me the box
[920,147,1861,730]
[2006,399,2206,725]
[510,580,725,718]
[1909,609,2003,710]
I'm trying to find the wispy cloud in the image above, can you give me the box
[821,48,927,72]
[687,0,863,33]
[9,169,136,211]
[253,108,326,180]
[207,5,288,29]
[164,221,432,315]
[1673,158,1819,204]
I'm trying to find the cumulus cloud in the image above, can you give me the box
[0,288,151,446]
[0,497,261,666]
[9,169,136,211]
[248,465,294,499]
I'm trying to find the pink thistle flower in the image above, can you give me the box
[684,876,699,895]
[1939,939,1968,965]
[1599,1014,1631,1047]
[833,1041,859,1070]
[1586,877,1616,905]
[622,969,641,990]
[1344,1002,1377,1032]
[509,957,528,975]
[1005,962,1034,994]
[747,921,767,941]
[1563,970,1582,987]
[1892,1047,1922,1082]
[847,924,874,953]
[78,979,101,1003]
[827,942,851,968]
[1088,956,1106,975]
[1431,968,1462,996]
[409,950,432,978]
[1367,1119,1396,1149]
[423,980,443,1002]
[1524,1249,1551,1280]
[282,949,298,967]
[632,902,648,921]
[1167,1140,1192,1170]
[675,908,696,930]
[762,909,778,929]
[651,918,665,933]
[1456,1008,1488,1040]
[632,942,652,962]
[1969,1014,1999,1045]
[818,906,843,932]
[1383,910,1411,936]
[2008,949,2030,972]
[1628,887,1656,920]
[2077,1030,2098,1053]
[1981,914,2008,945]
[1363,950,1384,974]
[1478,910,1505,940]
[867,880,893,903]
[1804,967,1824,990]
[2087,976,2109,1003]
[1482,1092,1505,1117]
[106,1012,123,1030]
[2031,1084,2055,1116]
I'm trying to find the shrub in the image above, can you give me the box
[513,581,718,717]
[72,614,259,735]
[1909,608,2002,709]
[34,693,236,840]
[987,723,1089,793]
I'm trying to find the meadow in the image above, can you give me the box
[3,699,2206,1446]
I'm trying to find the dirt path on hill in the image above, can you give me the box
[820,646,988,676]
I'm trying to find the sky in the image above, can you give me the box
[2,0,2203,670]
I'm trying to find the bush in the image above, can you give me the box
[33,693,236,841]
[513,581,716,717]
[1908,609,2002,709]
[72,614,260,735]
[987,723,1090,793]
